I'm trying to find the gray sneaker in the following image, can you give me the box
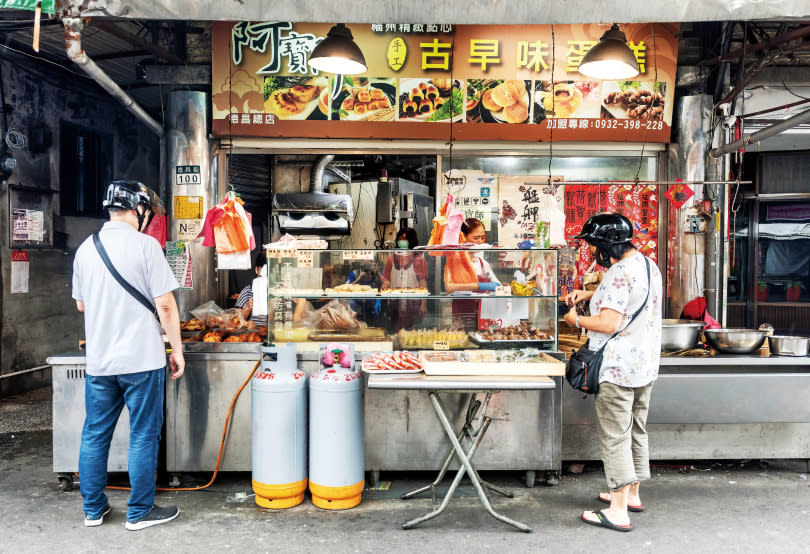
[85,504,111,527]
[125,505,179,531]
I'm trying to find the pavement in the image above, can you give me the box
[3,387,810,553]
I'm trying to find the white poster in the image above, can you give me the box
[11,251,29,294]
[441,170,499,231]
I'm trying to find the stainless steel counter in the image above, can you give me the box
[563,352,810,463]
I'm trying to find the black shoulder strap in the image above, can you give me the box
[92,233,158,318]
[595,256,651,351]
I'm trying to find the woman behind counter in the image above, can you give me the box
[444,218,500,330]
[381,228,428,331]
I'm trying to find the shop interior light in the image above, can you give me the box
[308,23,367,75]
[578,24,639,80]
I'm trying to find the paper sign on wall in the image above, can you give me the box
[441,170,499,231]
[165,241,193,290]
[11,250,29,294]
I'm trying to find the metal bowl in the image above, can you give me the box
[704,328,766,354]
[661,319,704,352]
[768,335,810,357]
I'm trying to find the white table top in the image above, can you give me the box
[367,373,556,391]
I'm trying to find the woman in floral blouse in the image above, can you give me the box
[564,212,663,533]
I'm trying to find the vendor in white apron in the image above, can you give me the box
[381,228,428,331]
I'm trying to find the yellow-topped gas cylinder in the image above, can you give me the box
[309,343,364,510]
[251,344,308,509]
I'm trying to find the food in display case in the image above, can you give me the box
[380,287,429,295]
[325,283,378,295]
[470,323,554,347]
[362,351,424,373]
[419,348,565,376]
[397,328,471,349]
[181,318,205,331]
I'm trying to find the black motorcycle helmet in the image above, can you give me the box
[102,180,165,232]
[575,212,634,268]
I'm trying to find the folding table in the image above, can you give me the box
[366,373,556,533]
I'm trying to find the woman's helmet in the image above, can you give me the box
[102,180,165,231]
[575,212,633,268]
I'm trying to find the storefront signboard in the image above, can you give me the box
[211,22,679,143]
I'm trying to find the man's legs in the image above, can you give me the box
[80,374,126,520]
[119,368,164,523]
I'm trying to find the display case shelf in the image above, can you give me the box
[266,247,558,351]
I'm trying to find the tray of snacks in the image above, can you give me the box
[325,284,379,296]
[361,351,424,373]
[469,323,554,348]
[396,328,473,349]
[420,348,564,376]
[310,327,387,341]
[379,287,429,297]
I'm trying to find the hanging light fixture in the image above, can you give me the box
[578,24,639,80]
[308,23,367,75]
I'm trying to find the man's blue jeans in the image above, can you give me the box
[79,368,164,522]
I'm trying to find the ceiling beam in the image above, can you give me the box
[91,21,184,65]
[92,49,150,61]
[707,24,810,65]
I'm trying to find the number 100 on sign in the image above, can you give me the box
[176,165,201,185]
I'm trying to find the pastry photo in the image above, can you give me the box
[331,76,397,122]
[263,76,329,120]
[533,80,601,121]
[398,78,464,122]
[469,79,531,124]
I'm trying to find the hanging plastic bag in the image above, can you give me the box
[214,196,251,254]
[428,194,452,247]
[143,214,167,248]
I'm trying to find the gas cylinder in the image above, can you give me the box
[251,343,307,509]
[309,343,365,510]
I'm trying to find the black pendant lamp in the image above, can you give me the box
[578,24,639,80]
[308,23,368,75]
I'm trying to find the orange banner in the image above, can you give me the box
[212,22,679,142]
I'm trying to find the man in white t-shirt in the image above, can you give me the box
[563,212,663,533]
[72,181,184,531]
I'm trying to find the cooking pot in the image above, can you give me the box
[767,335,810,357]
[660,319,704,352]
[703,328,766,354]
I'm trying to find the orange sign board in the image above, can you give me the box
[211,22,679,143]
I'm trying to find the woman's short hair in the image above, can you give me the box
[461,218,484,236]
[396,227,420,249]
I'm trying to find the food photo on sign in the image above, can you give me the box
[466,79,532,124]
[397,78,464,122]
[330,76,397,122]
[263,75,329,120]
[601,81,666,122]
[533,81,601,123]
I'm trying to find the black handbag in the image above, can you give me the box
[92,233,160,320]
[566,257,650,395]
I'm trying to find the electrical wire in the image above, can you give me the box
[548,24,555,183]
[101,359,261,493]
[633,24,658,183]
[0,42,92,80]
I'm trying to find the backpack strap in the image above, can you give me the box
[593,256,651,353]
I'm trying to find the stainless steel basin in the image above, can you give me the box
[768,335,810,357]
[704,328,766,354]
[661,319,704,352]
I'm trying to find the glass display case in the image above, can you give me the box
[264,247,558,351]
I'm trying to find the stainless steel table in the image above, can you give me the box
[367,373,556,533]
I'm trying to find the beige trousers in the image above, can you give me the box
[595,381,654,490]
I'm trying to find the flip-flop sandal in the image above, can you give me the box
[597,493,645,512]
[581,510,633,532]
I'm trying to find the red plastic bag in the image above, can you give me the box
[143,214,167,248]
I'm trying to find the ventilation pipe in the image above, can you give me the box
[63,18,163,138]
[310,154,335,193]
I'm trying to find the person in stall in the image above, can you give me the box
[345,260,383,327]
[234,251,268,325]
[443,217,500,330]
[381,227,429,331]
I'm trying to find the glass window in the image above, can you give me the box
[756,202,810,303]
